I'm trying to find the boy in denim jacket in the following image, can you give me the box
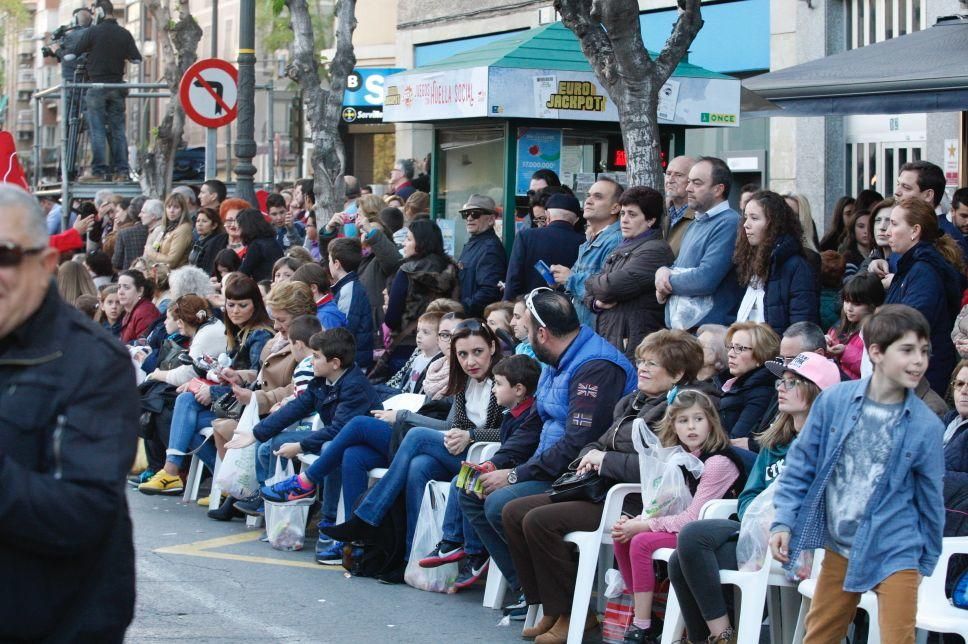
[770,304,945,643]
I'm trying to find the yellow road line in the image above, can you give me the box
[153,531,343,571]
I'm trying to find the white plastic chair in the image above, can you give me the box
[559,483,642,644]
[792,549,880,644]
[182,427,215,503]
[915,536,968,642]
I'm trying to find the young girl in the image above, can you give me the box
[96,285,123,337]
[826,272,885,380]
[667,353,841,644]
[610,390,746,643]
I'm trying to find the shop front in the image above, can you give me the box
[383,22,742,255]
[340,68,403,191]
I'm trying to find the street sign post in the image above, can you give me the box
[180,59,239,178]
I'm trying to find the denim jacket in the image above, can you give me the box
[566,220,622,327]
[771,377,945,592]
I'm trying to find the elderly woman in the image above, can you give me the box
[718,321,779,447]
[584,186,674,359]
[501,330,724,644]
[696,323,729,383]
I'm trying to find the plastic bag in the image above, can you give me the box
[404,481,459,593]
[666,267,714,330]
[265,499,311,551]
[214,400,259,499]
[632,419,704,518]
[601,591,634,644]
[737,485,775,572]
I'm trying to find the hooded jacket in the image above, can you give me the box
[762,234,820,335]
[885,241,965,395]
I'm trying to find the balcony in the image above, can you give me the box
[17,69,36,84]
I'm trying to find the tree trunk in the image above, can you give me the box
[285,0,356,226]
[139,0,202,198]
[556,0,703,189]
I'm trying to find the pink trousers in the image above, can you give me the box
[613,530,678,593]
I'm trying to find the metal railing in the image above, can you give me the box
[31,79,278,213]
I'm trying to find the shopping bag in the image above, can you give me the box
[214,400,260,499]
[631,419,704,518]
[666,268,713,330]
[265,500,312,551]
[601,591,635,644]
[404,481,459,593]
[736,485,776,572]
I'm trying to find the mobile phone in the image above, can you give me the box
[534,260,556,286]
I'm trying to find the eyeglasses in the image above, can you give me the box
[776,355,797,366]
[525,287,553,328]
[224,218,237,225]
[437,331,453,341]
[725,343,753,354]
[775,378,804,391]
[460,209,489,220]
[0,240,46,267]
[636,359,660,370]
[953,380,968,392]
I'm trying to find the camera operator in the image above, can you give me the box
[74,0,141,182]
[42,7,93,82]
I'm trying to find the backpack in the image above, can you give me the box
[341,487,407,578]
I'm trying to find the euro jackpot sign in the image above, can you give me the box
[545,81,607,112]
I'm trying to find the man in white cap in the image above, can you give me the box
[457,194,507,318]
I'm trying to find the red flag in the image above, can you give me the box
[0,130,29,190]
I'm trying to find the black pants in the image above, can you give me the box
[667,519,740,641]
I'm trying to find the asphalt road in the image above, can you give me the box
[125,488,528,643]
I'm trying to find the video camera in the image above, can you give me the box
[41,25,79,60]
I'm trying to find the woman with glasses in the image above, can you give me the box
[218,198,251,255]
[382,218,458,373]
[733,190,819,335]
[321,320,504,581]
[667,352,841,644]
[942,362,968,555]
[584,186,674,359]
[503,330,727,643]
[718,321,780,449]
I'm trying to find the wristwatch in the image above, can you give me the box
[507,469,518,485]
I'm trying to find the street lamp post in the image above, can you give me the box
[235,0,257,205]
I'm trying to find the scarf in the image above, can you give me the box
[422,357,450,400]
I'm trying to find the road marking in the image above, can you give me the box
[154,531,344,571]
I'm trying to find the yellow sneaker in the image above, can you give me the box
[197,495,211,507]
[138,471,184,496]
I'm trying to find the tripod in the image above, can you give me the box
[64,62,89,181]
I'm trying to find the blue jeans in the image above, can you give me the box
[304,415,392,517]
[85,86,129,175]
[355,426,463,557]
[459,479,552,590]
[441,476,484,556]
[167,392,216,473]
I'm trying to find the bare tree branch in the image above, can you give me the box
[654,0,703,83]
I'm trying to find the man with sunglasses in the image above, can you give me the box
[0,186,139,642]
[456,194,507,318]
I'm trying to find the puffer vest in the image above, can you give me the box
[535,325,636,453]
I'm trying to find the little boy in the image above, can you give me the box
[383,310,444,396]
[419,355,543,590]
[291,263,347,331]
[770,304,944,644]
[228,328,377,520]
[328,237,375,370]
[511,298,539,362]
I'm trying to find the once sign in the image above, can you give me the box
[180,58,239,129]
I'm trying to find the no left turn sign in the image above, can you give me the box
[180,58,239,129]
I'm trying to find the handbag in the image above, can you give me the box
[212,390,243,419]
[548,469,611,504]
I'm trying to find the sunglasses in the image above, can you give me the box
[454,319,484,333]
[525,287,553,328]
[460,209,489,220]
[0,241,46,267]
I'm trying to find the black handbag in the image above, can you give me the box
[548,469,611,504]
[211,391,243,419]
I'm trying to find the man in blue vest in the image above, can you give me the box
[458,288,636,605]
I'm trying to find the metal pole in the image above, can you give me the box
[205,0,218,179]
[234,0,257,205]
[59,83,70,232]
[32,95,41,190]
[266,81,275,189]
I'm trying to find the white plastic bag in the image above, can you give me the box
[404,481,459,593]
[736,485,775,572]
[666,267,714,330]
[604,568,627,599]
[214,400,259,499]
[265,499,311,551]
[631,419,704,518]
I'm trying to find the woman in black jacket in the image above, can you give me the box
[237,208,284,282]
[188,206,228,274]
[719,321,780,448]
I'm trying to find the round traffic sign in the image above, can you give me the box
[179,58,239,129]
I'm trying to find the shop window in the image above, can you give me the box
[436,126,505,258]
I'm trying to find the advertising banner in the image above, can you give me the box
[383,67,489,121]
[516,128,562,195]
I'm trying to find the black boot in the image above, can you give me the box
[207,496,241,521]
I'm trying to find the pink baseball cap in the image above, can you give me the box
[766,352,841,390]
